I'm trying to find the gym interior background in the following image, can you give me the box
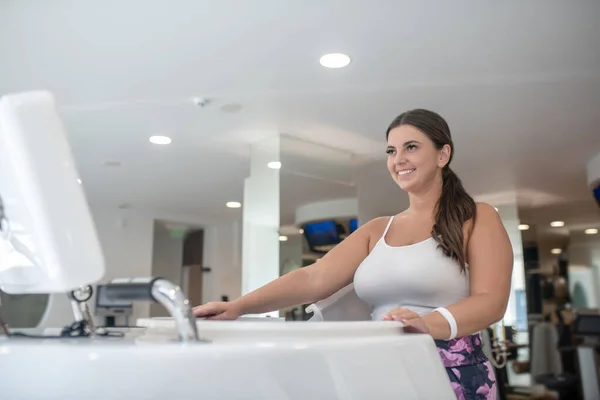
[1,2,600,399]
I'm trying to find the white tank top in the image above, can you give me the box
[354,216,470,321]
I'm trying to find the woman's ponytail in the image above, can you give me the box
[432,166,476,272]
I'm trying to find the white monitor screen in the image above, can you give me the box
[0,91,105,293]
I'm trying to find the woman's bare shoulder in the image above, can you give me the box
[355,216,394,250]
[464,202,503,239]
[474,202,500,223]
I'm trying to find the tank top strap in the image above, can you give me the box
[380,216,395,240]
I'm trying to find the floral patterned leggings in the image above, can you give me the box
[434,333,497,400]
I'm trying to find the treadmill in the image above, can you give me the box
[572,312,600,400]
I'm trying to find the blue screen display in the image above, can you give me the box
[303,220,339,248]
[594,185,600,205]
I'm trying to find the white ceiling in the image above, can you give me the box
[1,1,599,232]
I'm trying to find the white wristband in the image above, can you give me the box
[434,307,458,340]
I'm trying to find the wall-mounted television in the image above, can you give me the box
[303,220,340,253]
[593,184,600,206]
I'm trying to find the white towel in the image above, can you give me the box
[305,283,372,322]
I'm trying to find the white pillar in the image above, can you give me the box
[495,201,527,330]
[241,136,280,303]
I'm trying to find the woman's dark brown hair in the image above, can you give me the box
[386,109,476,272]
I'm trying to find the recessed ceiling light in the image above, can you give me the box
[149,135,172,145]
[77,179,82,184]
[319,53,351,69]
[518,224,529,231]
[226,201,241,209]
[551,248,562,255]
[585,228,598,235]
[267,161,281,169]
[299,229,304,234]
[279,235,288,242]
[550,221,565,227]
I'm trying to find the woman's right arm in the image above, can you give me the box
[193,218,383,319]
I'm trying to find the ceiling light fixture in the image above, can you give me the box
[551,248,562,255]
[77,179,82,184]
[585,228,598,235]
[267,161,281,170]
[279,235,288,242]
[149,135,172,145]
[226,201,241,209]
[518,224,529,231]
[319,53,351,69]
[550,221,565,227]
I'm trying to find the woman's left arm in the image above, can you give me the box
[385,203,514,340]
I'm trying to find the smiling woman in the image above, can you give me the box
[194,108,513,399]
[364,109,512,398]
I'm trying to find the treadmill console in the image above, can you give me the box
[573,313,600,337]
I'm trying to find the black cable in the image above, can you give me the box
[2,319,124,339]
[5,320,89,339]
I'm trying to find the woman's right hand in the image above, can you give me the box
[192,301,241,320]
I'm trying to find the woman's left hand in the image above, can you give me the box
[382,307,430,334]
